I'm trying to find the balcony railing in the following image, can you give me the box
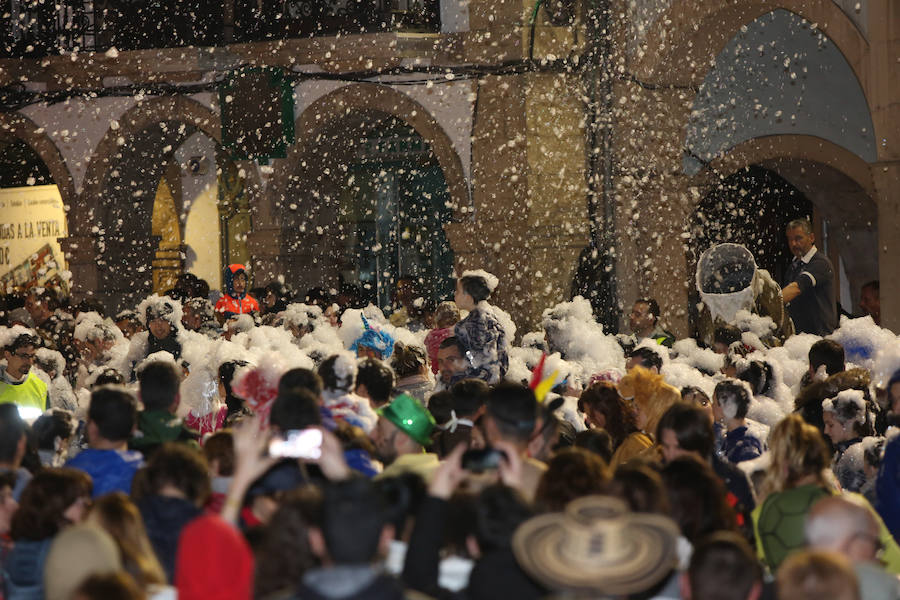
[1,0,441,58]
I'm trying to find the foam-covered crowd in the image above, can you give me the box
[0,264,899,600]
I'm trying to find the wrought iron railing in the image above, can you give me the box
[1,0,440,58]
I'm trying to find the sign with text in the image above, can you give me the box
[0,185,69,294]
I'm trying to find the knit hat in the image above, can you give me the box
[175,515,254,600]
[377,393,435,446]
[44,524,122,600]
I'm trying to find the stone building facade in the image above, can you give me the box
[0,0,896,333]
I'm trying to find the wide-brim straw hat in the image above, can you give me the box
[512,495,679,596]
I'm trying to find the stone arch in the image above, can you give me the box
[679,6,876,176]
[0,111,77,210]
[78,95,223,231]
[72,96,260,310]
[633,1,869,92]
[277,83,469,219]
[693,134,875,200]
[262,82,470,301]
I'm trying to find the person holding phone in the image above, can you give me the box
[481,382,548,502]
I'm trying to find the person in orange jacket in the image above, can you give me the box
[215,264,260,320]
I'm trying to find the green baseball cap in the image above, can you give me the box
[377,393,436,446]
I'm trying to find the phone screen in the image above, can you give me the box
[268,429,323,459]
[461,448,505,472]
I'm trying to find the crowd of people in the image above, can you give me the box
[0,239,898,599]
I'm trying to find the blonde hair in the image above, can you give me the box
[761,415,832,500]
[777,550,859,600]
[618,366,680,440]
[89,492,166,588]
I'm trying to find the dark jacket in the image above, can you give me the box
[147,330,182,360]
[130,410,200,457]
[453,307,509,384]
[292,567,410,600]
[465,550,543,600]
[832,437,866,493]
[2,538,53,600]
[403,496,543,600]
[876,435,900,543]
[138,494,202,583]
[711,453,756,541]
[720,426,764,464]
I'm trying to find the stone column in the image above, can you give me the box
[58,234,100,304]
[445,73,533,329]
[611,78,695,337]
[866,1,900,333]
[872,163,900,332]
[614,175,693,338]
[445,70,590,333]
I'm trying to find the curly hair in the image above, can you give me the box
[578,381,638,449]
[391,342,427,378]
[10,468,92,541]
[139,443,210,506]
[534,448,610,512]
[761,415,832,500]
[618,366,680,439]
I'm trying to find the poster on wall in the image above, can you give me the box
[0,185,69,294]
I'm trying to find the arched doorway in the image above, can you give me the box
[689,166,812,286]
[688,147,878,334]
[79,100,249,312]
[280,110,456,312]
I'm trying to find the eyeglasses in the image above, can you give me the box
[13,352,36,361]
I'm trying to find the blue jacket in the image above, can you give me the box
[3,538,53,600]
[344,448,378,478]
[66,448,144,498]
[453,306,509,384]
[719,426,764,464]
[876,435,900,542]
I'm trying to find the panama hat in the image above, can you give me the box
[512,495,678,596]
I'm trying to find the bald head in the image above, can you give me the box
[805,496,881,563]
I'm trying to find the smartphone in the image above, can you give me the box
[268,428,323,460]
[462,448,505,472]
